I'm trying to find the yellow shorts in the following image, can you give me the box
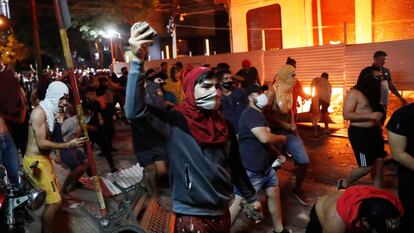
[23,155,61,204]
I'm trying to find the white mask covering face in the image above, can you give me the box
[39,81,69,132]
[195,90,219,110]
[255,93,268,109]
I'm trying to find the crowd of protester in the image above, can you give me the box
[0,22,412,233]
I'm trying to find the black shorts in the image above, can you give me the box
[311,99,330,113]
[348,126,386,167]
[135,146,167,167]
[306,205,322,233]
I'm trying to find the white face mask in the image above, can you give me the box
[255,93,268,109]
[195,90,220,110]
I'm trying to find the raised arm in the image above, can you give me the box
[125,22,156,121]
[125,60,148,121]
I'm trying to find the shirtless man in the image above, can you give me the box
[338,68,386,189]
[306,185,403,233]
[24,81,85,233]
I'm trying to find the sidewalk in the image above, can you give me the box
[26,121,398,233]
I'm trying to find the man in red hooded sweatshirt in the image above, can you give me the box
[306,186,403,233]
[126,22,261,233]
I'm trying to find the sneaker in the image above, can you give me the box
[337,179,346,190]
[272,155,286,169]
[293,191,310,206]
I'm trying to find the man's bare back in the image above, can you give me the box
[343,88,383,128]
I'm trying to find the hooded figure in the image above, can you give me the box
[145,80,166,108]
[354,74,386,121]
[272,64,297,114]
[336,186,403,231]
[126,59,258,232]
[39,81,69,132]
[174,67,229,145]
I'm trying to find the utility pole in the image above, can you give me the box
[52,0,107,216]
[30,0,42,72]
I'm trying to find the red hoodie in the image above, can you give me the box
[336,186,404,231]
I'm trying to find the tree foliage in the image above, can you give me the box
[0,34,29,66]
[70,0,154,41]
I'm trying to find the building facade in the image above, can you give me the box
[216,0,414,52]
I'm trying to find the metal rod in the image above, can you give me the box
[110,37,115,65]
[317,0,323,45]
[52,0,107,216]
[30,0,42,72]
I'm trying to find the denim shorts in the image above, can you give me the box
[273,129,310,165]
[235,168,278,195]
[0,133,20,184]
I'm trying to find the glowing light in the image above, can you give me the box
[166,45,170,59]
[102,28,121,39]
[297,87,343,114]
[329,40,341,45]
[205,39,210,56]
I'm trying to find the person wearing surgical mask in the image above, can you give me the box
[230,84,291,233]
[219,70,248,134]
[125,21,261,233]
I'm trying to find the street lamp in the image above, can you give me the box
[0,15,13,34]
[103,28,121,65]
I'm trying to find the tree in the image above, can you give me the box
[70,0,154,40]
[68,0,154,67]
[0,34,29,66]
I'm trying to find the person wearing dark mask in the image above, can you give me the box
[126,22,261,233]
[148,73,177,109]
[82,86,118,172]
[219,70,248,134]
[129,77,168,197]
[236,59,259,89]
[338,68,386,190]
[357,51,407,110]
[306,185,403,233]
